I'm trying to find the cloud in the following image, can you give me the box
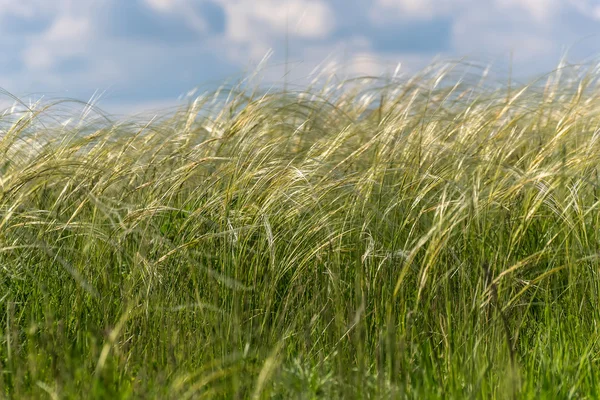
[0,12,52,35]
[367,0,600,79]
[569,0,600,20]
[371,0,564,23]
[0,0,51,18]
[102,0,203,42]
[371,0,469,20]
[144,0,178,12]
[337,17,451,54]
[0,0,598,117]
[215,0,336,61]
[494,0,561,23]
[222,0,334,39]
[141,0,226,35]
[21,15,91,71]
[375,0,436,18]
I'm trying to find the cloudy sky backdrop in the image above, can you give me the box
[2,0,600,115]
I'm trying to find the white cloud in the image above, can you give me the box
[0,0,98,19]
[495,0,561,23]
[569,0,600,20]
[372,0,469,20]
[22,15,91,71]
[144,0,178,12]
[370,0,585,75]
[0,1,35,17]
[142,0,335,60]
[215,0,335,61]
[45,14,90,41]
[101,98,185,117]
[344,52,395,76]
[143,0,210,32]
[245,0,333,38]
[372,0,562,22]
[448,2,564,77]
[374,0,438,18]
[1,0,599,115]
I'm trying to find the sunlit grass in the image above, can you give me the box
[1,59,600,398]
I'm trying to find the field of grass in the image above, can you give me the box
[1,60,600,399]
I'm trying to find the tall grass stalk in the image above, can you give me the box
[1,60,600,398]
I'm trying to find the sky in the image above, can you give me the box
[1,0,600,116]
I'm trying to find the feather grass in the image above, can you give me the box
[1,59,600,398]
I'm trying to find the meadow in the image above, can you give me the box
[1,60,600,399]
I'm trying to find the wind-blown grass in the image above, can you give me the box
[1,60,600,398]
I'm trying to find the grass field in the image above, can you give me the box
[1,60,600,399]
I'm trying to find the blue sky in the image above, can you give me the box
[1,0,600,115]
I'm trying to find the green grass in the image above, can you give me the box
[1,60,600,399]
